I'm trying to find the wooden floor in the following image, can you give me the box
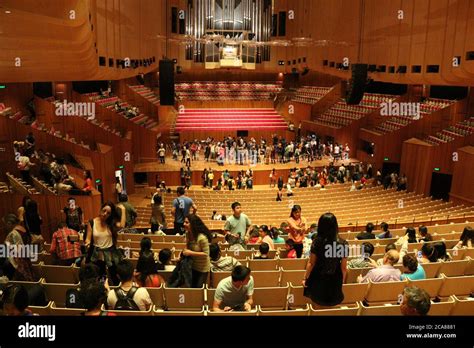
[134,155,360,173]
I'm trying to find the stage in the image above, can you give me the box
[133,155,360,187]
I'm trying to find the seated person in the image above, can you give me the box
[453,226,473,250]
[272,228,285,244]
[356,223,376,240]
[418,225,433,242]
[400,254,426,281]
[396,227,417,245]
[66,264,100,308]
[253,243,270,260]
[80,280,116,316]
[107,260,152,311]
[157,248,176,272]
[400,286,431,316]
[357,250,401,283]
[135,251,164,288]
[376,222,392,239]
[347,242,377,268]
[212,266,254,312]
[209,243,241,272]
[285,239,297,259]
[225,234,245,252]
[248,230,260,244]
[2,284,35,316]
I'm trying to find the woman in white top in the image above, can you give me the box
[258,225,275,250]
[453,226,474,249]
[86,201,126,285]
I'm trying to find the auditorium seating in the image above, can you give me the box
[6,172,40,195]
[375,98,455,134]
[88,93,158,129]
[174,108,288,131]
[175,81,283,101]
[424,118,474,145]
[128,85,160,106]
[313,94,397,128]
[135,185,474,229]
[291,86,332,104]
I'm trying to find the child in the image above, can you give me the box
[248,230,261,244]
[254,243,270,260]
[285,239,297,259]
[158,248,175,271]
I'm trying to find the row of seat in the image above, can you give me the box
[18,275,474,316]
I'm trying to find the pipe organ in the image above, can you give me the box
[184,0,272,69]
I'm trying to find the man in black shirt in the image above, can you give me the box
[356,223,376,240]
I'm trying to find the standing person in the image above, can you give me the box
[185,166,192,189]
[171,186,197,235]
[82,170,93,193]
[157,144,166,164]
[302,213,348,307]
[63,197,84,233]
[286,205,307,258]
[115,177,122,202]
[182,215,212,288]
[202,168,208,188]
[276,188,283,201]
[117,193,138,231]
[277,176,284,190]
[24,199,44,250]
[269,169,276,188]
[85,202,126,285]
[150,194,166,233]
[207,169,214,188]
[2,214,37,281]
[223,202,253,243]
[185,147,191,167]
[50,222,82,266]
[180,167,186,186]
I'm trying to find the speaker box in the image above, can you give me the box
[345,63,368,105]
[159,60,175,105]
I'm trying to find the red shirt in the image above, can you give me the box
[287,249,297,259]
[83,178,93,191]
[50,228,82,260]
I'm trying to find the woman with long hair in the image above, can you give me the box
[454,226,474,249]
[302,213,347,307]
[85,201,125,285]
[24,199,44,251]
[135,251,164,288]
[182,214,212,288]
[258,225,275,250]
[286,205,307,258]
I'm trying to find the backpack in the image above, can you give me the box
[114,286,139,310]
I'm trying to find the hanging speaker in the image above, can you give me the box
[345,63,368,105]
[159,60,175,105]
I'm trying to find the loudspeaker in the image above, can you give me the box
[159,60,175,105]
[345,63,368,105]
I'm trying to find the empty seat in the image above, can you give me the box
[438,275,474,298]
[163,286,205,311]
[145,286,165,309]
[407,278,444,298]
[280,270,305,286]
[41,265,79,284]
[429,297,455,315]
[420,262,442,278]
[252,270,281,287]
[50,302,86,316]
[342,283,369,304]
[258,304,310,316]
[247,259,279,271]
[364,279,408,304]
[154,306,206,316]
[451,295,474,315]
[437,259,469,277]
[310,303,360,316]
[278,258,308,270]
[42,281,78,307]
[359,302,402,316]
[252,286,289,310]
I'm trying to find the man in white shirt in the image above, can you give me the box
[107,260,152,311]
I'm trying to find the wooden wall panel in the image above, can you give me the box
[450,146,474,206]
[400,138,434,196]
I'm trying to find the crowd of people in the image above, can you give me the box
[12,134,93,195]
[1,182,472,316]
[161,134,351,168]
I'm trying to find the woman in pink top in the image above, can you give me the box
[286,205,307,258]
[258,225,274,250]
